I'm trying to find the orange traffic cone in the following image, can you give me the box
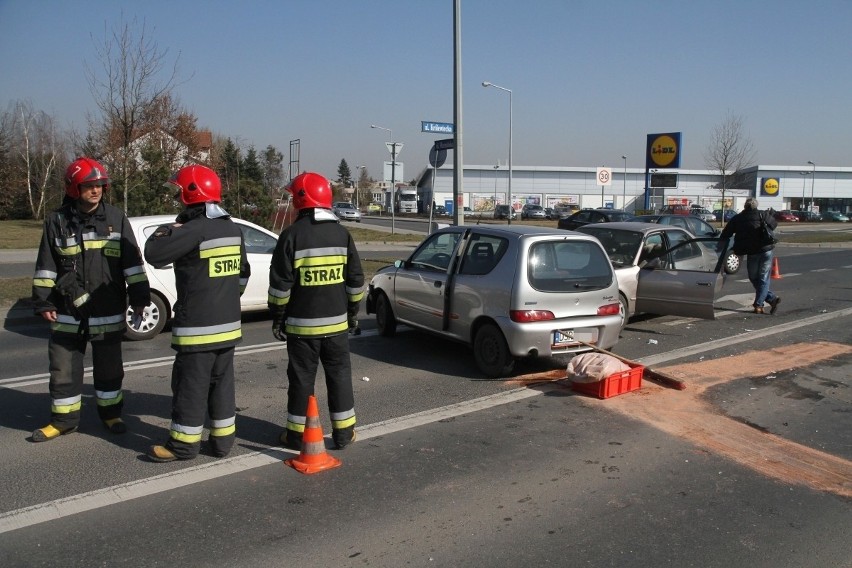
[285,395,342,475]
[771,257,782,280]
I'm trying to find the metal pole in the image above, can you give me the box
[808,160,816,212]
[622,155,627,211]
[370,124,395,233]
[481,81,512,224]
[799,171,808,211]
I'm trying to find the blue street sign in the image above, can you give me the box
[421,121,455,133]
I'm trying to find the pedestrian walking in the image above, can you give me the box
[268,172,364,451]
[144,165,250,462]
[720,197,781,314]
[31,157,150,442]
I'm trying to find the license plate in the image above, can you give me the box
[552,328,596,348]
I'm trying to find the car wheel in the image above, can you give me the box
[618,293,629,330]
[125,293,168,341]
[375,292,397,337]
[725,252,741,274]
[473,322,515,378]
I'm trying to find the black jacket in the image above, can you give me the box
[268,208,364,338]
[32,199,150,339]
[145,205,250,352]
[720,208,777,256]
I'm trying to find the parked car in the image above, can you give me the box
[822,211,850,222]
[463,206,475,217]
[773,210,799,223]
[126,215,279,341]
[366,225,722,377]
[332,201,362,222]
[433,205,448,216]
[689,206,716,222]
[557,208,632,231]
[521,204,547,220]
[629,214,740,274]
[713,209,737,222]
[543,207,556,220]
[791,210,823,222]
[493,204,517,220]
[578,222,727,327]
[366,202,384,214]
[578,222,724,324]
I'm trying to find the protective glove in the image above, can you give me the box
[272,311,287,342]
[348,317,361,336]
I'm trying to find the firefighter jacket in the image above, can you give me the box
[32,198,150,339]
[144,204,250,353]
[268,208,365,338]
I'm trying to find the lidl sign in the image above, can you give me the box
[761,177,780,196]
[646,132,682,169]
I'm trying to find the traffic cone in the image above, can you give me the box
[284,395,342,475]
[771,257,782,280]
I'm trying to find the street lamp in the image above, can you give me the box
[799,171,809,211]
[371,124,396,233]
[807,160,816,212]
[482,81,512,224]
[355,165,366,209]
[493,164,499,209]
[621,155,627,212]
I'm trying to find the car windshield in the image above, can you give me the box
[336,203,354,209]
[527,240,613,291]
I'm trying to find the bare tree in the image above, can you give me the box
[3,100,63,219]
[704,111,757,219]
[86,16,181,212]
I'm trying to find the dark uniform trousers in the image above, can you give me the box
[48,334,124,430]
[166,348,236,460]
[286,333,355,444]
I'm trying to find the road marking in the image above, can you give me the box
[2,307,850,533]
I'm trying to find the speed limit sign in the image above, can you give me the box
[596,167,612,186]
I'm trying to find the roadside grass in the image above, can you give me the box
[1,220,43,249]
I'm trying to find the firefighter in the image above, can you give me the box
[144,165,250,462]
[268,172,364,450]
[31,157,150,442]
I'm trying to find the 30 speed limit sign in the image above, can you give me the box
[596,167,612,186]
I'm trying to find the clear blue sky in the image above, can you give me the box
[2,0,850,182]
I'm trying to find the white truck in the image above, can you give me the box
[395,186,418,214]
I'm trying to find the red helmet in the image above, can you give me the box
[288,172,332,210]
[65,157,110,199]
[164,165,222,205]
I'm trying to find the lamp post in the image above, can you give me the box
[355,165,366,209]
[799,171,809,212]
[493,164,499,209]
[621,155,627,212]
[807,160,816,213]
[482,81,512,224]
[371,124,396,233]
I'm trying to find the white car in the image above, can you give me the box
[126,215,279,340]
[332,201,362,222]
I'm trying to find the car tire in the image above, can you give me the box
[375,292,397,337]
[125,293,168,341]
[725,252,741,274]
[473,322,515,378]
[618,293,629,330]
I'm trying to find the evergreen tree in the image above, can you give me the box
[337,159,351,186]
[261,144,284,195]
[242,146,263,184]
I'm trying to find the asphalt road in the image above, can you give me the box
[0,245,850,567]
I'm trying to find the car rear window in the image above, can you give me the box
[528,240,613,292]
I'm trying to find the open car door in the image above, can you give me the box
[634,237,727,319]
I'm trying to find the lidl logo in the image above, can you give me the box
[646,132,682,169]
[761,177,780,196]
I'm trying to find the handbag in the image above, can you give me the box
[759,212,778,247]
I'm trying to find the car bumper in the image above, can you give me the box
[497,314,622,358]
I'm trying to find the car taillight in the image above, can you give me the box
[510,310,556,323]
[597,303,621,317]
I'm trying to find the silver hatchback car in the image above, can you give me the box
[366,225,624,378]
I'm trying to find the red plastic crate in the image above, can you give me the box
[571,363,644,399]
